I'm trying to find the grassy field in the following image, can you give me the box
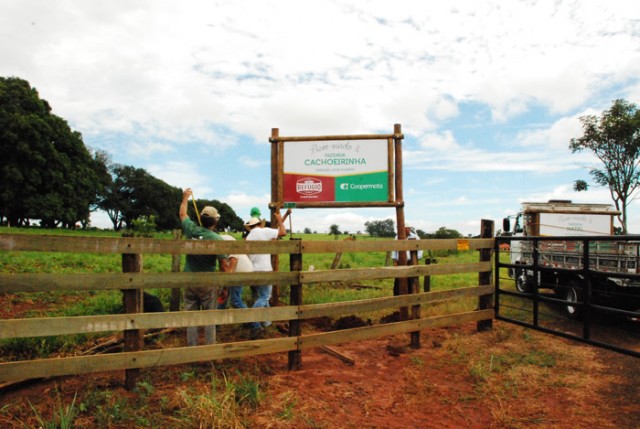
[0,226,488,315]
[0,227,491,426]
[2,228,639,428]
[0,226,490,359]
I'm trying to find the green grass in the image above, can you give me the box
[0,226,492,320]
[28,390,78,429]
[0,227,494,361]
[2,228,626,429]
[175,372,259,428]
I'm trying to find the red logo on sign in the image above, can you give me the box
[284,174,335,202]
[296,177,322,195]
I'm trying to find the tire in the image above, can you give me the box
[515,270,533,293]
[565,282,583,319]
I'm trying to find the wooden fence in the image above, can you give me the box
[0,226,495,387]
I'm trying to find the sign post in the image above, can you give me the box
[269,125,416,364]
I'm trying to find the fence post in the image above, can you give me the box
[393,123,410,321]
[288,238,303,370]
[270,127,281,308]
[423,256,431,292]
[409,250,421,349]
[170,229,182,312]
[122,248,143,391]
[477,219,494,332]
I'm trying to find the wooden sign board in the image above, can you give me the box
[270,125,404,210]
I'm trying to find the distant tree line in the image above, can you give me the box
[364,219,462,239]
[364,219,395,237]
[418,226,463,239]
[0,76,243,231]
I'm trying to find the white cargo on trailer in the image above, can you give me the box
[538,212,612,236]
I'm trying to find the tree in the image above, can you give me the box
[573,180,589,192]
[364,219,395,237]
[190,198,243,232]
[434,226,462,239]
[570,99,640,234]
[90,149,114,218]
[0,77,101,227]
[96,161,244,232]
[98,164,127,230]
[97,164,182,231]
[329,224,341,237]
[423,227,462,239]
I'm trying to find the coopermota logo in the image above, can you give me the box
[296,177,323,195]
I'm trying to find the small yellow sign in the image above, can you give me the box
[457,239,470,251]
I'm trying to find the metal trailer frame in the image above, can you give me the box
[495,235,640,358]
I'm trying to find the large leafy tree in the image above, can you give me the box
[90,149,114,221]
[98,163,127,231]
[0,77,101,227]
[570,99,640,234]
[97,162,243,232]
[98,164,182,231]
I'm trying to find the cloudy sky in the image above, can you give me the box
[2,1,640,235]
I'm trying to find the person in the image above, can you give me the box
[244,208,290,338]
[142,292,164,312]
[391,226,423,296]
[250,206,262,219]
[219,234,261,331]
[242,206,265,304]
[242,206,265,239]
[179,188,229,346]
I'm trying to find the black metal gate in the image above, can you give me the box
[495,235,640,358]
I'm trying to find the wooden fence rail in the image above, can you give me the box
[0,231,495,386]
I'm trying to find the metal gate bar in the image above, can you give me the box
[495,235,640,359]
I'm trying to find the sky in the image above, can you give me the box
[2,0,640,236]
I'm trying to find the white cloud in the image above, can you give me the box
[129,141,175,158]
[518,115,583,150]
[239,156,267,168]
[420,131,458,152]
[6,0,638,145]
[224,192,272,220]
[405,143,580,174]
[3,0,640,237]
[147,161,203,194]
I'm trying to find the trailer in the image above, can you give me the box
[503,200,640,318]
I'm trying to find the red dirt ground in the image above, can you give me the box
[1,319,639,428]
[249,322,640,429]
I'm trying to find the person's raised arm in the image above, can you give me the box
[179,188,192,221]
[274,211,287,238]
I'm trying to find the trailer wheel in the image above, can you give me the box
[565,283,583,319]
[515,271,534,293]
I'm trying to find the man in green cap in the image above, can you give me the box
[243,207,265,240]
